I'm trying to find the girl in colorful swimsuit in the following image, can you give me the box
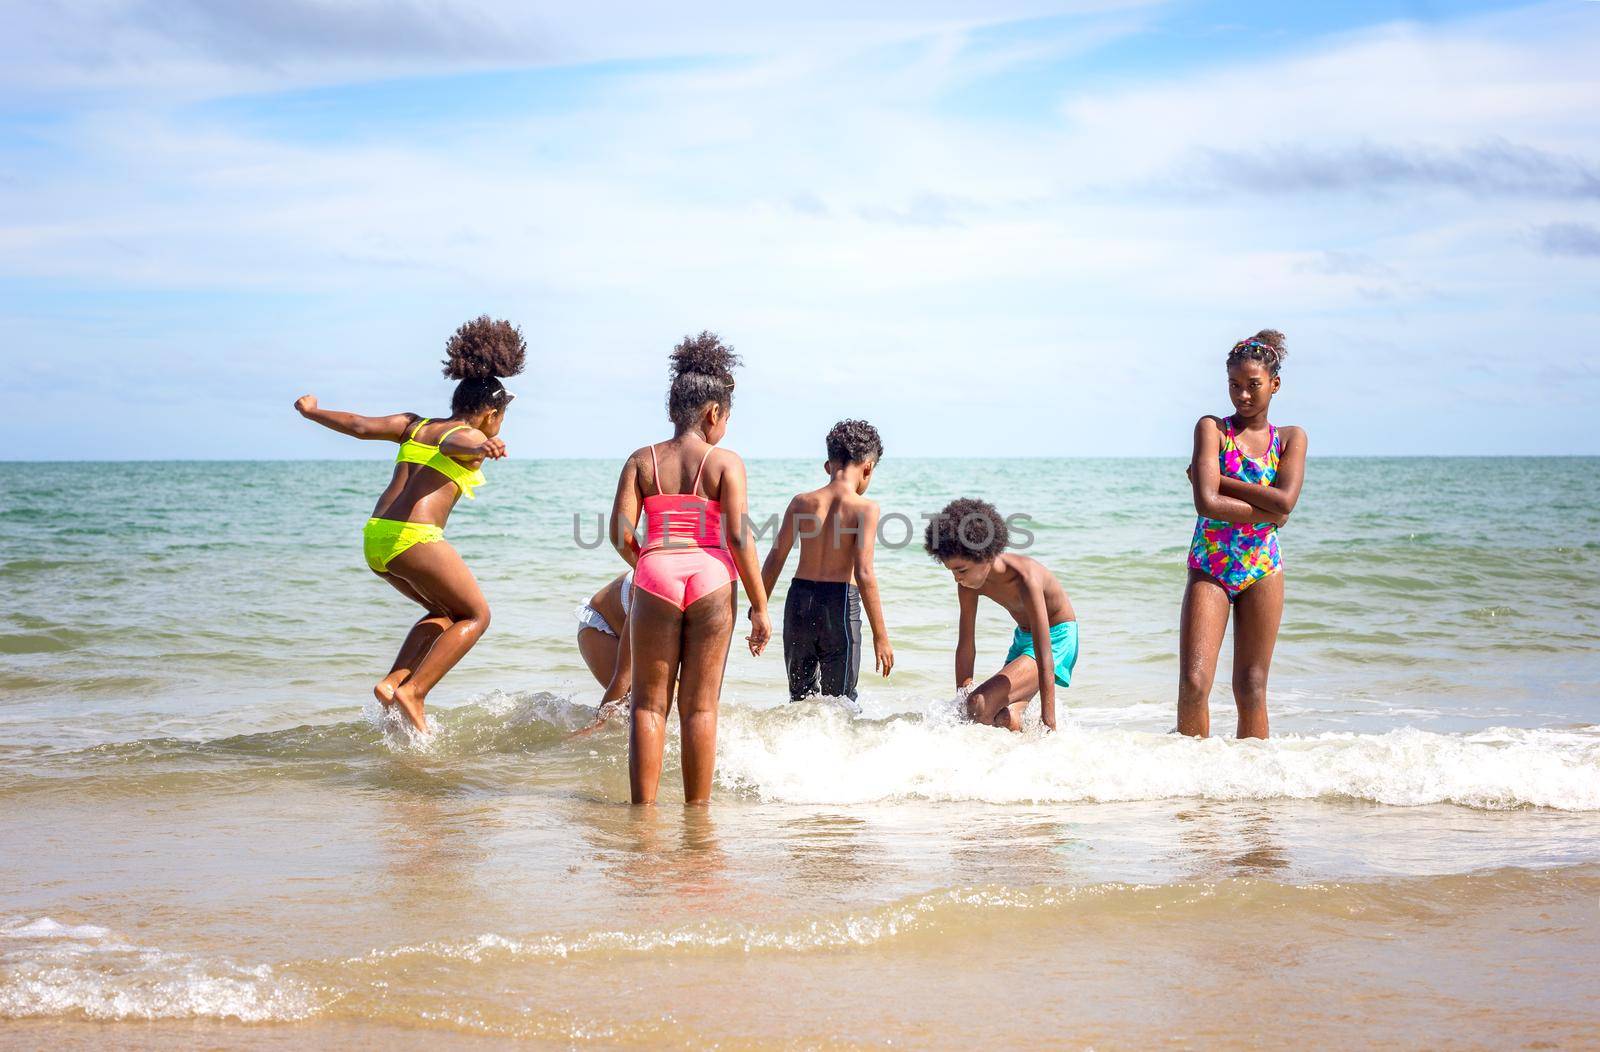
[1178,329,1307,739]
[609,332,771,804]
[295,316,525,732]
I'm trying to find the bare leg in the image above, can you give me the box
[1230,570,1284,739]
[629,587,683,804]
[374,571,453,706]
[675,584,735,803]
[382,540,491,732]
[1177,569,1231,738]
[966,655,1042,733]
[577,626,621,689]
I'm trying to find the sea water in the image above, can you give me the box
[2,457,1597,1047]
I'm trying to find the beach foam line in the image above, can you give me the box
[6,692,1598,811]
[345,863,1600,965]
[7,867,1597,1023]
[716,705,1600,810]
[0,916,316,1023]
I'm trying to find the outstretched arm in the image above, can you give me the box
[853,503,893,677]
[1189,418,1286,526]
[294,395,416,442]
[759,497,799,601]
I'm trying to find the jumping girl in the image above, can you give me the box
[609,332,771,804]
[295,315,525,732]
[1178,329,1307,739]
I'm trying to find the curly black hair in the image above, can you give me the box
[442,315,527,416]
[825,419,883,467]
[668,331,742,429]
[924,498,1009,563]
[1226,328,1288,376]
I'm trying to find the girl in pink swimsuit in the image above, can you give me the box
[609,332,772,804]
[1177,330,1308,740]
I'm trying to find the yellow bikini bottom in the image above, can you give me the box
[363,517,444,573]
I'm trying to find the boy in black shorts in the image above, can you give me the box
[759,420,893,710]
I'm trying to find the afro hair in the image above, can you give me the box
[667,330,742,427]
[924,497,1009,563]
[825,419,883,467]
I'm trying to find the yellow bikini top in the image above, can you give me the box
[395,418,486,499]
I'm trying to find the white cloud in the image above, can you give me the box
[2,2,1598,457]
[1,0,1158,95]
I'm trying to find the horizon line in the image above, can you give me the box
[3,454,1597,465]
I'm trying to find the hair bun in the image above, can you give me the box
[442,315,527,381]
[1227,328,1288,374]
[670,331,742,381]
[1247,329,1287,363]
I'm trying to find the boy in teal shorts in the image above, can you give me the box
[924,498,1079,732]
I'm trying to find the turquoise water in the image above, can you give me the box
[4,457,1598,746]
[2,457,1598,1042]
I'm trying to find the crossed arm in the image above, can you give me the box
[1189,418,1306,524]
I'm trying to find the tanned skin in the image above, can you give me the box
[1177,358,1308,739]
[294,394,508,733]
[758,457,893,679]
[609,400,771,804]
[943,553,1075,733]
[569,571,635,737]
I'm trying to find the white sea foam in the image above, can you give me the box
[0,917,316,1022]
[714,706,1600,810]
[1,918,112,941]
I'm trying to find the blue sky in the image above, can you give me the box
[1,0,1597,459]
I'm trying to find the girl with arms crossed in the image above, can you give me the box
[1179,329,1307,739]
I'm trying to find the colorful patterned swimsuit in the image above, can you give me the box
[1188,416,1282,600]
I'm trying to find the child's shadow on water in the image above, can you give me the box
[1171,802,1290,878]
[592,807,740,911]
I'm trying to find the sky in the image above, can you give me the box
[1,0,1597,460]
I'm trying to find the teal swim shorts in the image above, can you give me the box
[1004,621,1080,688]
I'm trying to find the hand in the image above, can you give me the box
[747,608,772,656]
[568,696,628,739]
[294,394,317,416]
[1041,704,1057,732]
[874,637,894,677]
[478,436,508,460]
[1264,509,1288,527]
[1042,715,1057,732]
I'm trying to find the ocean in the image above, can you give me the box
[2,457,1598,1047]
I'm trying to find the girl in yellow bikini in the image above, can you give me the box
[294,315,525,732]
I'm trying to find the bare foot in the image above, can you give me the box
[391,683,430,733]
[374,677,401,707]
